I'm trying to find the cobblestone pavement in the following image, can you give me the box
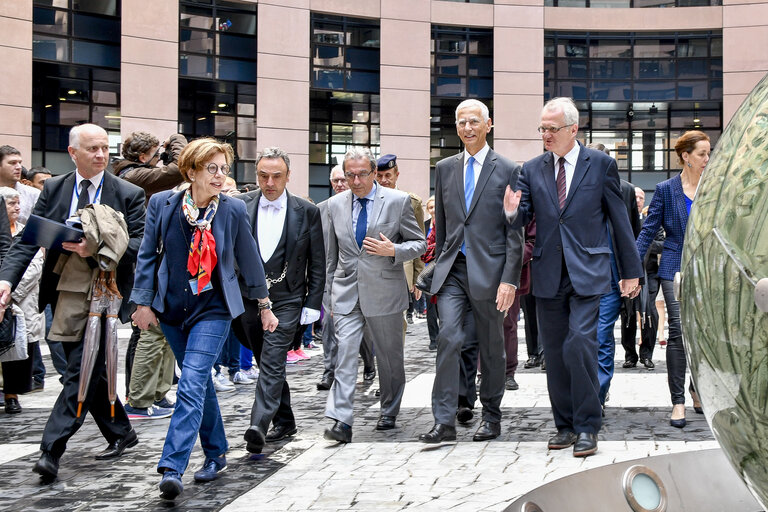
[0,318,715,511]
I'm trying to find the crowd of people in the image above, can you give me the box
[0,95,709,501]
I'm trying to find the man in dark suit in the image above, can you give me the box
[233,147,325,453]
[504,98,643,457]
[0,123,146,479]
[420,99,524,444]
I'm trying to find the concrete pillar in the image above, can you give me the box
[0,3,33,159]
[722,0,768,123]
[120,1,179,143]
[257,0,311,195]
[494,0,545,163]
[380,0,432,201]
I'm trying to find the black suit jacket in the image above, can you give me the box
[0,171,146,323]
[609,180,642,279]
[236,190,325,310]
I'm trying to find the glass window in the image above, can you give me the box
[677,59,707,78]
[33,35,69,61]
[634,39,675,58]
[469,78,493,98]
[591,81,631,101]
[180,54,213,78]
[180,8,214,31]
[217,58,256,81]
[346,47,379,71]
[33,7,68,35]
[634,59,675,79]
[72,40,119,67]
[72,13,119,42]
[314,45,344,67]
[73,0,118,16]
[218,33,255,59]
[590,39,631,58]
[218,11,256,35]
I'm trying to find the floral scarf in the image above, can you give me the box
[182,190,219,291]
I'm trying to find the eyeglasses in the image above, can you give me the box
[330,178,347,184]
[344,171,372,180]
[537,124,573,134]
[205,163,231,176]
[457,118,483,128]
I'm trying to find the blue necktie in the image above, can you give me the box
[464,155,476,211]
[461,156,476,254]
[355,197,368,248]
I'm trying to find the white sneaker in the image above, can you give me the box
[232,371,254,385]
[212,372,235,392]
[242,367,260,381]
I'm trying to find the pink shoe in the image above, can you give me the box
[286,350,300,364]
[294,348,311,360]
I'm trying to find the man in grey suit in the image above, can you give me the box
[420,99,524,443]
[324,147,426,443]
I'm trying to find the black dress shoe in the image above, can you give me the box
[4,397,21,414]
[622,360,637,368]
[428,342,437,351]
[472,421,501,441]
[33,452,59,480]
[548,429,577,449]
[316,376,333,390]
[363,368,376,382]
[640,358,655,369]
[376,415,396,431]
[523,356,540,369]
[265,424,297,442]
[456,406,474,424]
[244,426,266,452]
[540,358,546,371]
[95,429,138,460]
[419,423,456,443]
[324,420,352,443]
[505,376,519,391]
[573,432,598,457]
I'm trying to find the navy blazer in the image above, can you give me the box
[509,142,643,298]
[636,174,688,281]
[130,190,268,319]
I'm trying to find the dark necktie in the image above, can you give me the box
[355,197,368,248]
[76,179,92,212]
[556,157,567,210]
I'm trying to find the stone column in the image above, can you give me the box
[494,0,545,163]
[379,0,432,201]
[257,0,311,195]
[0,3,33,158]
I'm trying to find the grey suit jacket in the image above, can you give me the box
[318,199,332,311]
[431,148,524,300]
[325,185,426,317]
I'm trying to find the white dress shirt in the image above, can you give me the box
[257,189,288,262]
[463,143,490,188]
[552,143,581,199]
[69,170,105,218]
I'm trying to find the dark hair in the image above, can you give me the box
[0,145,21,163]
[674,130,710,164]
[122,131,160,162]
[28,166,52,180]
[586,142,610,155]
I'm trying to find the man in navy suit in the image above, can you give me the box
[0,123,146,479]
[504,97,642,457]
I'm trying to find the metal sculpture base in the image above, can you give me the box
[506,449,763,512]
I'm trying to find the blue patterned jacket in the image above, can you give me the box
[636,174,689,281]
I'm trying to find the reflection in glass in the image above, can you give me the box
[33,7,68,35]
[72,40,119,68]
[33,35,69,61]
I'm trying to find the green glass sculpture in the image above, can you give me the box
[681,71,768,509]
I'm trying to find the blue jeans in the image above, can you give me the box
[158,319,231,475]
[215,329,241,376]
[597,282,622,405]
[240,345,254,371]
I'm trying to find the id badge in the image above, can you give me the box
[189,277,213,295]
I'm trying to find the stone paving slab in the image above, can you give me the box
[0,319,714,511]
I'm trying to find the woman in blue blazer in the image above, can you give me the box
[131,138,278,500]
[636,130,710,428]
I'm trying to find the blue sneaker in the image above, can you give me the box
[159,470,183,500]
[153,397,175,409]
[193,456,227,482]
[125,404,173,420]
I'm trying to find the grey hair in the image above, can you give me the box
[69,123,108,149]
[455,99,490,124]
[543,97,579,126]
[256,146,291,171]
[586,142,610,155]
[342,147,376,172]
[329,164,344,181]
[0,186,20,201]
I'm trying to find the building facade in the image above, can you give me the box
[2,0,767,202]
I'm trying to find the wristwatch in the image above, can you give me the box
[257,299,272,311]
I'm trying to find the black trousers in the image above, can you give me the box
[1,346,33,394]
[41,326,132,458]
[232,298,298,429]
[521,293,541,358]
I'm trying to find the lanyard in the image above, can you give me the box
[75,174,105,206]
